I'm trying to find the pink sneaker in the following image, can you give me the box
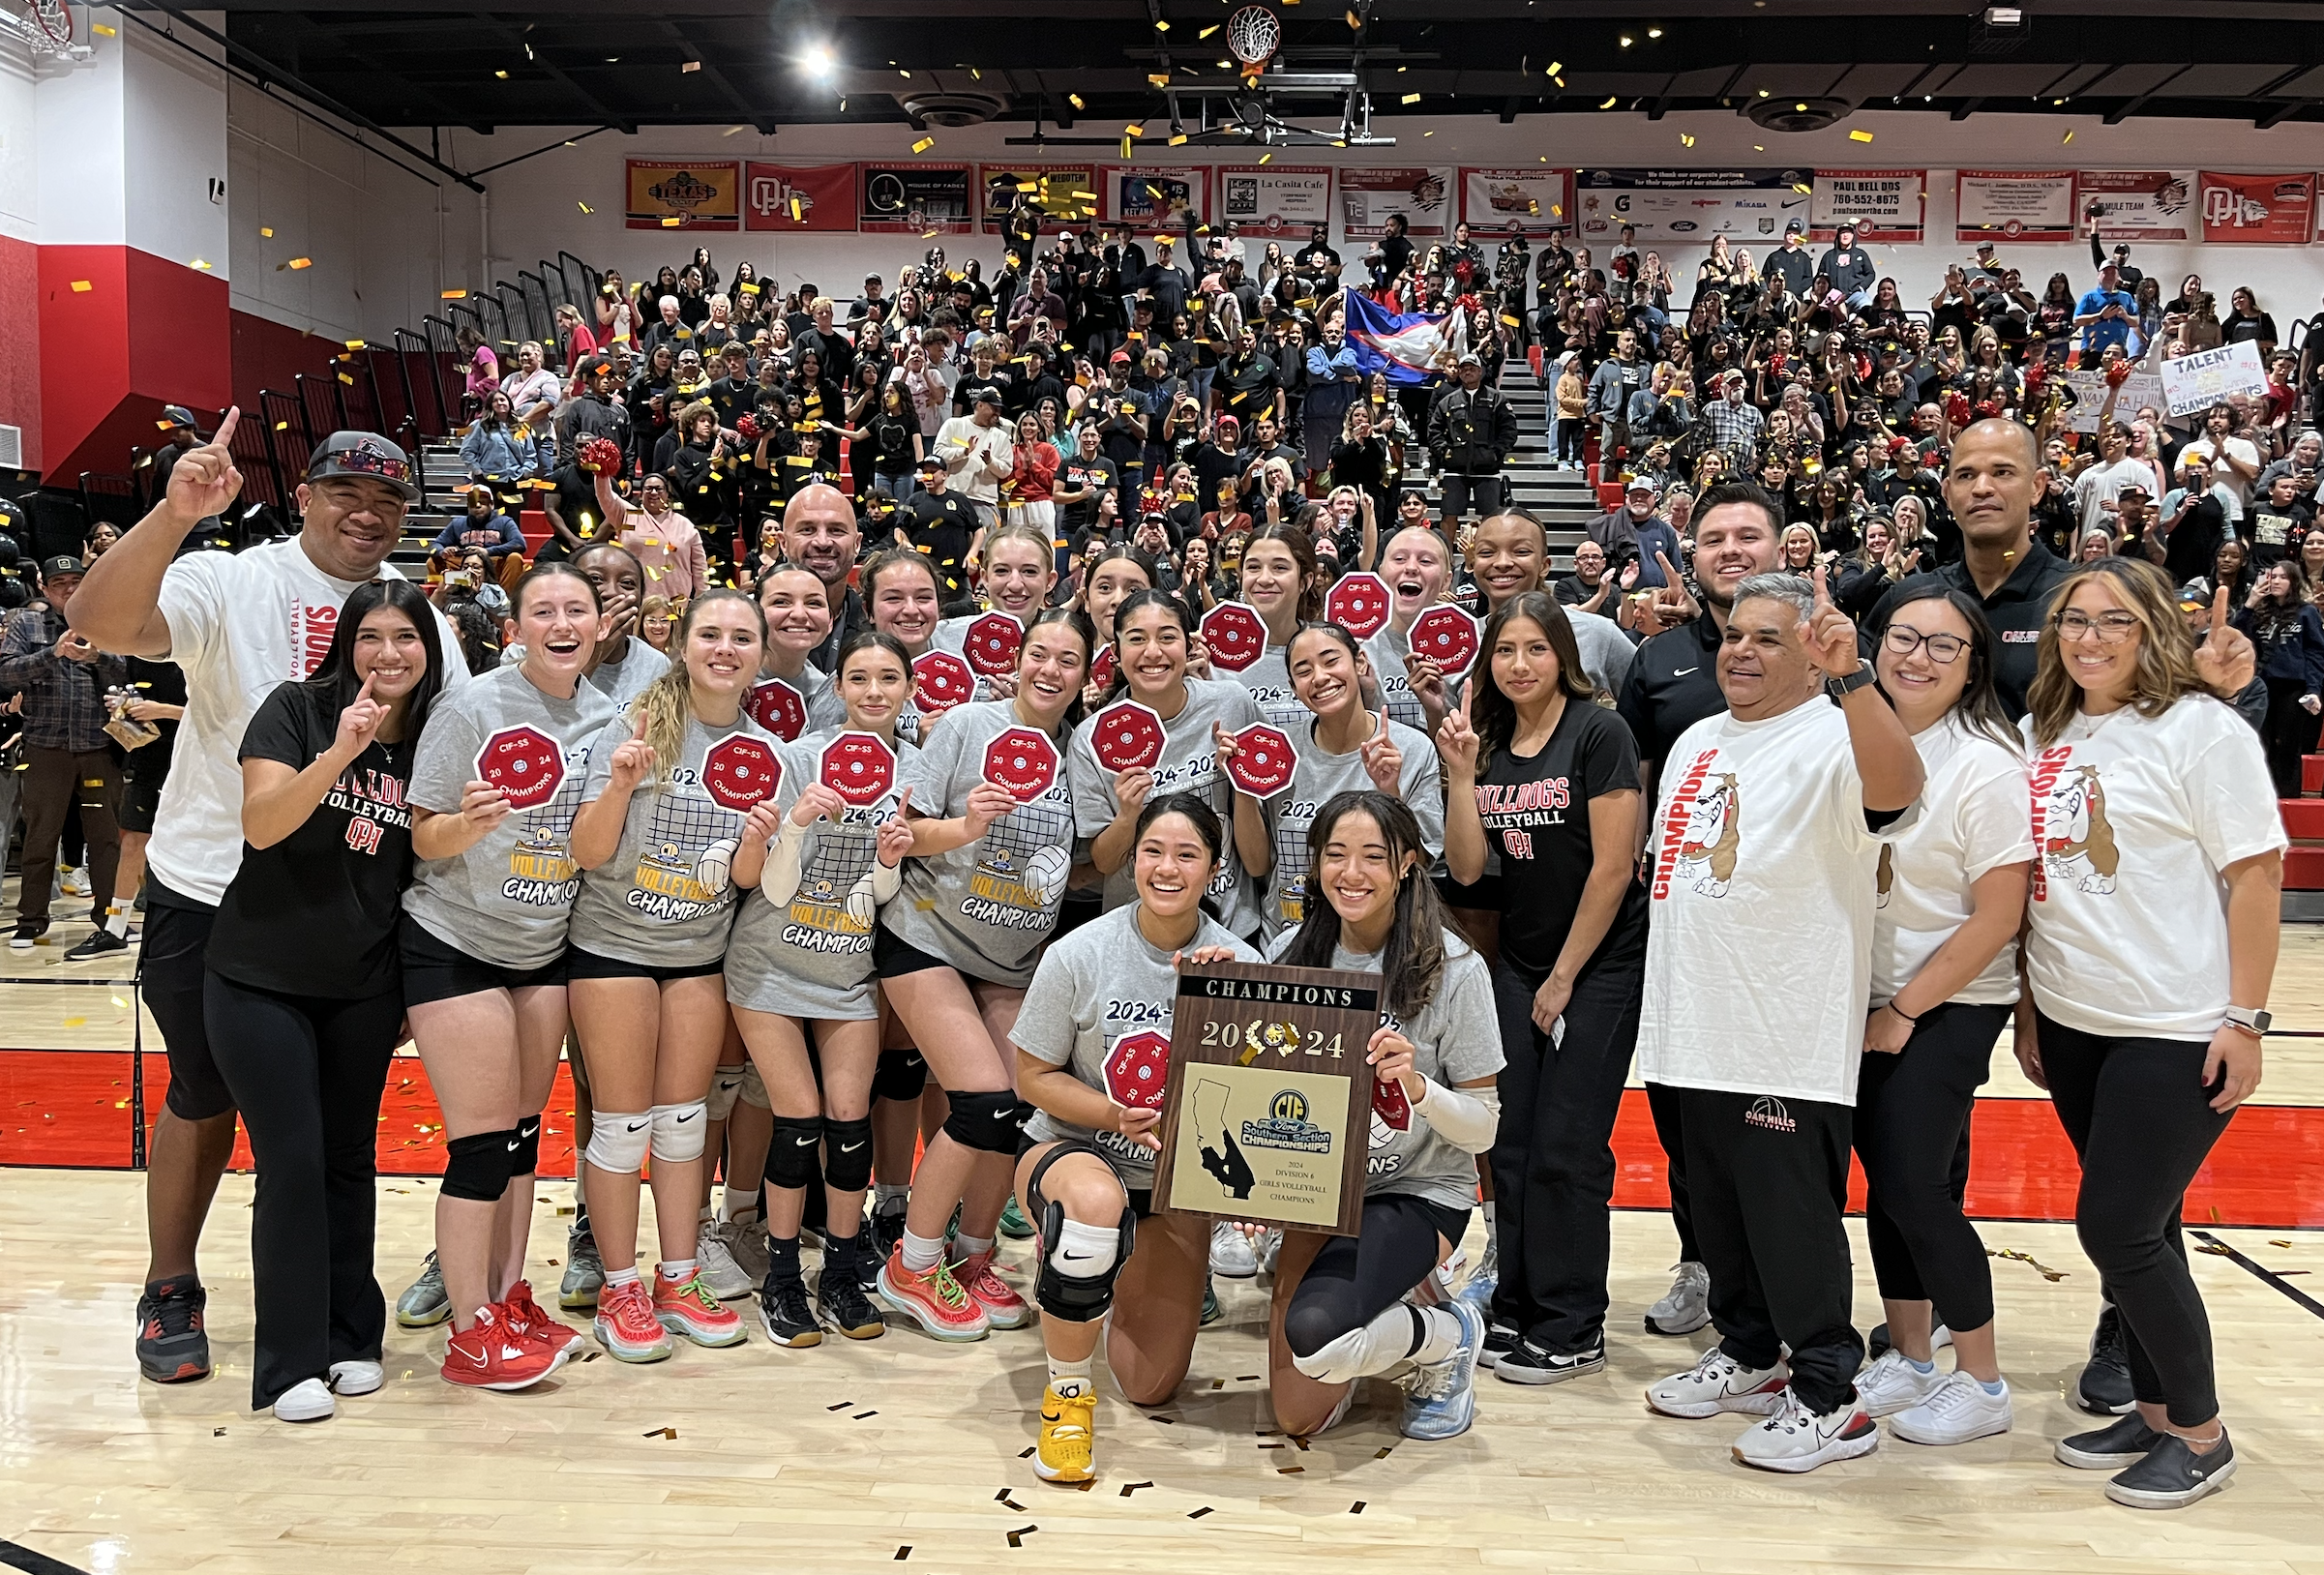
[950,1249,1031,1330]
[877,1246,990,1341]
[652,1268,747,1348]
[593,1279,674,1363]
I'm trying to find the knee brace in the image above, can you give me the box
[940,1087,1027,1155]
[507,1114,542,1176]
[1288,1302,1426,1385]
[706,1067,746,1121]
[648,1100,709,1163]
[766,1113,824,1190]
[442,1128,518,1202]
[737,1062,771,1110]
[871,1047,927,1103]
[1033,1198,1137,1323]
[822,1114,875,1192]
[584,1110,652,1175]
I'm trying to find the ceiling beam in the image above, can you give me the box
[2102,62,2190,123]
[485,23,638,134]
[2256,99,2307,127]
[1950,97,1982,119]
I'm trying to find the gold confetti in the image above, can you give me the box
[578,201,593,214]
[680,60,700,74]
[258,226,274,238]
[494,69,507,79]
[1069,94,1085,110]
[63,1017,85,1028]
[1125,123,1145,136]
[70,280,92,292]
[1199,22,1219,37]
[1258,153,1272,164]
[911,136,935,153]
[1401,92,1420,104]
[110,996,129,1010]
[1546,60,1563,74]
[441,288,466,300]
[661,217,681,227]
[92,20,114,34]
[1169,134,1188,146]
[1680,134,1694,147]
[1598,97,1617,109]
[190,258,212,271]
[722,125,747,136]
[1148,73,1171,86]
[1849,129,1874,142]
[287,256,313,269]
[2062,130,2074,144]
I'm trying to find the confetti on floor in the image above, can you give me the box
[1004,1525,1036,1548]
[894,1548,910,1561]
[1119,1481,1152,1497]
[1187,1506,1213,1519]
[1351,1501,1366,1514]
[642,1426,677,1440]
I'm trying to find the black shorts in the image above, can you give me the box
[1017,1132,1155,1219]
[144,880,230,1121]
[872,923,954,981]
[565,944,727,985]
[117,773,165,835]
[398,913,570,1006]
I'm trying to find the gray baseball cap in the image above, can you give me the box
[306,431,420,501]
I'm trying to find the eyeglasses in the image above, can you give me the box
[1881,625,1968,665]
[2055,610,2141,642]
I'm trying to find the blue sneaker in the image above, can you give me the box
[1401,1298,1483,1441]
[1456,1244,1497,1322]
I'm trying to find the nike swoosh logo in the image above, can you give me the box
[794,1136,819,1146]
[626,1120,649,1132]
[676,1111,699,1123]
[839,1141,866,1153]
[1673,666,1699,675]
[505,1140,521,1152]
[1060,1251,1094,1261]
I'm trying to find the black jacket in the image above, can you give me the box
[1426,384,1520,477]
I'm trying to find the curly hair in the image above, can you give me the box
[2026,556,2209,748]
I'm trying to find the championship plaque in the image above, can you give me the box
[1151,960,1380,1237]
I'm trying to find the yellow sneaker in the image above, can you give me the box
[1034,1384,1097,1484]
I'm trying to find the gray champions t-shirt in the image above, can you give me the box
[402,665,620,970]
[1069,677,1264,937]
[884,699,1079,987]
[1266,927,1503,1212]
[1231,642,1310,733]
[1257,715,1445,938]
[567,711,782,967]
[1012,902,1262,1188]
[725,727,906,1020]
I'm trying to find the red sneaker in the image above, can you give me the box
[652,1268,747,1348]
[501,1280,584,1358]
[950,1249,1032,1330]
[877,1246,990,1342]
[594,1278,675,1363]
[441,1305,564,1391]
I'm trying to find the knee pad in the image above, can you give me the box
[507,1114,542,1176]
[648,1100,709,1163]
[1033,1198,1138,1322]
[871,1047,927,1103]
[584,1110,652,1175]
[766,1113,824,1190]
[940,1087,1027,1155]
[706,1067,745,1121]
[737,1062,770,1109]
[822,1114,875,1193]
[442,1128,517,1203]
[1288,1302,1422,1385]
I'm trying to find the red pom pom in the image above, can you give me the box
[578,435,623,476]
[2105,359,2133,389]
[2024,358,2050,391]
[1945,393,1972,427]
[735,414,760,441]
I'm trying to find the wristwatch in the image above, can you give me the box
[1826,660,1878,698]
[2224,1005,2272,1036]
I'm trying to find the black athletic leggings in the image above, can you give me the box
[1853,1001,2009,1333]
[205,971,402,1412]
[1283,1193,1471,1359]
[2038,1013,2235,1428]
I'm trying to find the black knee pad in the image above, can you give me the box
[442,1129,517,1203]
[941,1088,1027,1155]
[766,1114,824,1191]
[823,1114,875,1192]
[508,1114,542,1176]
[1032,1197,1139,1322]
[871,1046,928,1103]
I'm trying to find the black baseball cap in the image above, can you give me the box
[38,554,85,583]
[306,431,421,501]
[160,405,198,431]
[969,385,1003,408]
[915,454,945,471]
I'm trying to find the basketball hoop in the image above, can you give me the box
[19,0,74,54]
[1226,5,1278,80]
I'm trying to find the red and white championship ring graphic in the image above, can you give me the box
[1089,642,1117,692]
[819,730,897,807]
[982,726,1060,801]
[911,649,977,716]
[963,611,1024,677]
[745,678,807,742]
[1372,1070,1412,1133]
[1089,698,1166,773]
[1325,572,1392,639]
[475,726,564,810]
[1200,601,1267,673]
[1225,723,1297,797]
[702,735,782,812]
[1104,1029,1173,1111]
[1410,605,1482,678]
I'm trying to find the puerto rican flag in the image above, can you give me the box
[1341,286,1467,386]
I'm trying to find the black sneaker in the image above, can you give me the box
[757,1273,823,1348]
[862,1201,908,1292]
[64,926,129,963]
[1493,1337,1606,1385]
[816,1248,887,1341]
[2105,1430,2236,1509]
[2075,1304,2135,1415]
[11,916,49,950]
[1480,1322,1519,1370]
[134,1274,211,1382]
[2055,1412,2164,1470]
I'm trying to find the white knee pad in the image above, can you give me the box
[706,1068,745,1121]
[737,1063,770,1110]
[649,1100,709,1162]
[584,1111,652,1175]
[1291,1304,1421,1385]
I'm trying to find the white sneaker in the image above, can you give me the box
[1257,1226,1282,1274]
[1644,1261,1711,1335]
[696,1219,756,1300]
[1209,1221,1259,1278]
[327,1359,383,1396]
[1852,1348,1947,1418]
[272,1377,335,1423]
[59,866,91,899]
[1646,1347,1791,1418]
[1889,1370,2014,1446]
[1732,1387,1880,1472]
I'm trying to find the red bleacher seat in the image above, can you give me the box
[2283,846,2324,890]
[520,508,551,554]
[2305,755,2324,796]
[2279,798,2324,841]
[1597,484,1624,511]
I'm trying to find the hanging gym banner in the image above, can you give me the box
[2078,170,2198,242]
[1338,167,1457,239]
[625,161,741,231]
[1216,165,1334,236]
[1955,170,2077,243]
[1572,168,1806,245]
[2198,171,2315,245]
[1105,167,1209,232]
[1459,168,1573,236]
[1810,170,1925,243]
[741,163,858,233]
[858,163,974,234]
[979,164,1102,231]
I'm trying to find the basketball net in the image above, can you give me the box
[16,0,74,55]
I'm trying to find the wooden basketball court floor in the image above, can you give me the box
[1,923,2321,1574]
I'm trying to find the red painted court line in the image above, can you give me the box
[4,1050,2321,1229]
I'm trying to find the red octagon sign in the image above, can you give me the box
[1089,642,1117,692]
[1090,698,1166,773]
[963,611,1024,677]
[1104,1029,1173,1111]
[983,726,1060,801]
[745,678,807,742]
[819,730,897,807]
[1410,605,1482,678]
[1325,573,1392,640]
[475,726,565,810]
[1226,723,1298,797]
[703,735,783,812]
[1373,1069,1413,1133]
[911,649,978,715]
[1200,601,1267,673]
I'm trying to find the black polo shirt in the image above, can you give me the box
[1616,610,1727,780]
[1863,538,2070,722]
